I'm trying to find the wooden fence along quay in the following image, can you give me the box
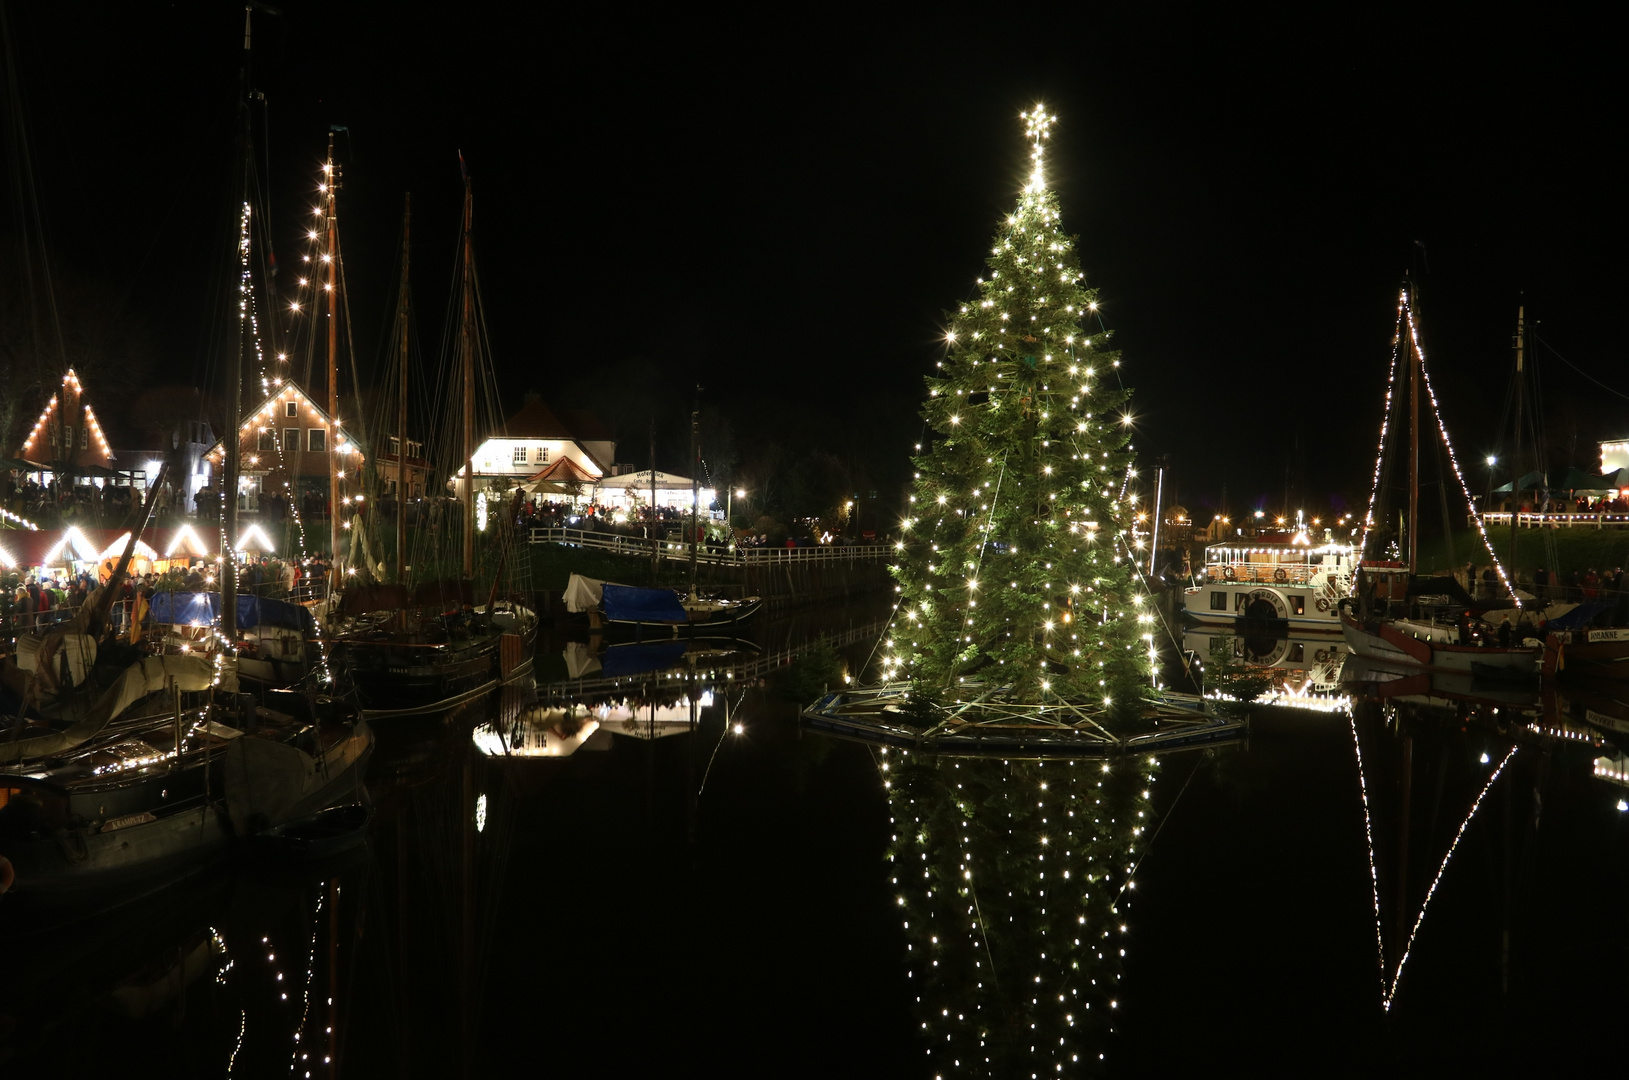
[1477,511,1629,530]
[528,526,894,609]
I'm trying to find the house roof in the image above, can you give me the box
[555,408,613,443]
[502,398,575,440]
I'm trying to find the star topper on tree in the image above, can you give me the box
[881,105,1154,720]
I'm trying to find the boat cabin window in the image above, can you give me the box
[1210,591,1227,611]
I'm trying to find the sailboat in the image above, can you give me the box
[1339,284,1547,679]
[329,164,538,716]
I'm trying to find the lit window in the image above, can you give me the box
[535,447,549,464]
[512,446,528,465]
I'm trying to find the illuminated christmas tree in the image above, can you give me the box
[881,107,1153,720]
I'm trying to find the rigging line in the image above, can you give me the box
[1349,710,1389,1003]
[1121,535,1185,676]
[335,237,366,453]
[1384,743,1518,1012]
[1112,750,1199,907]
[695,707,733,798]
[1535,334,1629,402]
[1359,293,1408,559]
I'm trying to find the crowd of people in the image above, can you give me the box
[1,553,336,645]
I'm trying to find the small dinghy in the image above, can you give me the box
[252,803,372,859]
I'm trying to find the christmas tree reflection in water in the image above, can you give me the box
[886,749,1158,1076]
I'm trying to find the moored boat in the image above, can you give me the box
[1183,535,1354,632]
[564,573,762,633]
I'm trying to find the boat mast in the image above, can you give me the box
[460,163,475,579]
[223,4,253,642]
[688,386,699,599]
[396,194,411,584]
[1509,306,1525,575]
[324,132,342,572]
[1406,284,1420,571]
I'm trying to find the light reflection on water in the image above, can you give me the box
[3,609,1626,1075]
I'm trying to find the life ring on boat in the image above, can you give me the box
[0,855,14,897]
[1221,566,1236,581]
[1273,568,1289,583]
[1315,597,1331,612]
[1314,649,1330,663]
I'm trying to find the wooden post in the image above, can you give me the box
[460,163,476,581]
[395,195,411,584]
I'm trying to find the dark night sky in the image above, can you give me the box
[7,6,1624,517]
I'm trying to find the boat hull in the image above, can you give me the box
[1547,629,1629,681]
[1339,610,1540,678]
[0,723,372,902]
[343,623,537,714]
[1183,583,1343,632]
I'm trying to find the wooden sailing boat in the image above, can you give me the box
[1339,284,1546,679]
[330,164,538,716]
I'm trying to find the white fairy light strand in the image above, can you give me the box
[1358,291,1406,558]
[1383,743,1518,1012]
[1406,303,1517,600]
[1349,712,1388,1000]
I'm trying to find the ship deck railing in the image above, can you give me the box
[1200,564,1329,587]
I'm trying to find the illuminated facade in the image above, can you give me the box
[452,395,613,498]
[207,380,361,510]
[16,368,115,473]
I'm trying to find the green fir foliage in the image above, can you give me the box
[884,109,1151,717]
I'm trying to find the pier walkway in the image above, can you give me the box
[527,526,893,567]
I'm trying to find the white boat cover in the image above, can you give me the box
[564,573,620,614]
[14,632,98,687]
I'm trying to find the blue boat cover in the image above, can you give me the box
[600,641,690,678]
[1548,601,1611,631]
[600,584,688,624]
[146,592,316,634]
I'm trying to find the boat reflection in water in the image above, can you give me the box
[883,748,1166,1074]
[1333,647,1629,1016]
[1182,626,1350,710]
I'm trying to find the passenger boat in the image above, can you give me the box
[1183,535,1354,632]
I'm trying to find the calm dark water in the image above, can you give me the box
[3,607,1626,1077]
